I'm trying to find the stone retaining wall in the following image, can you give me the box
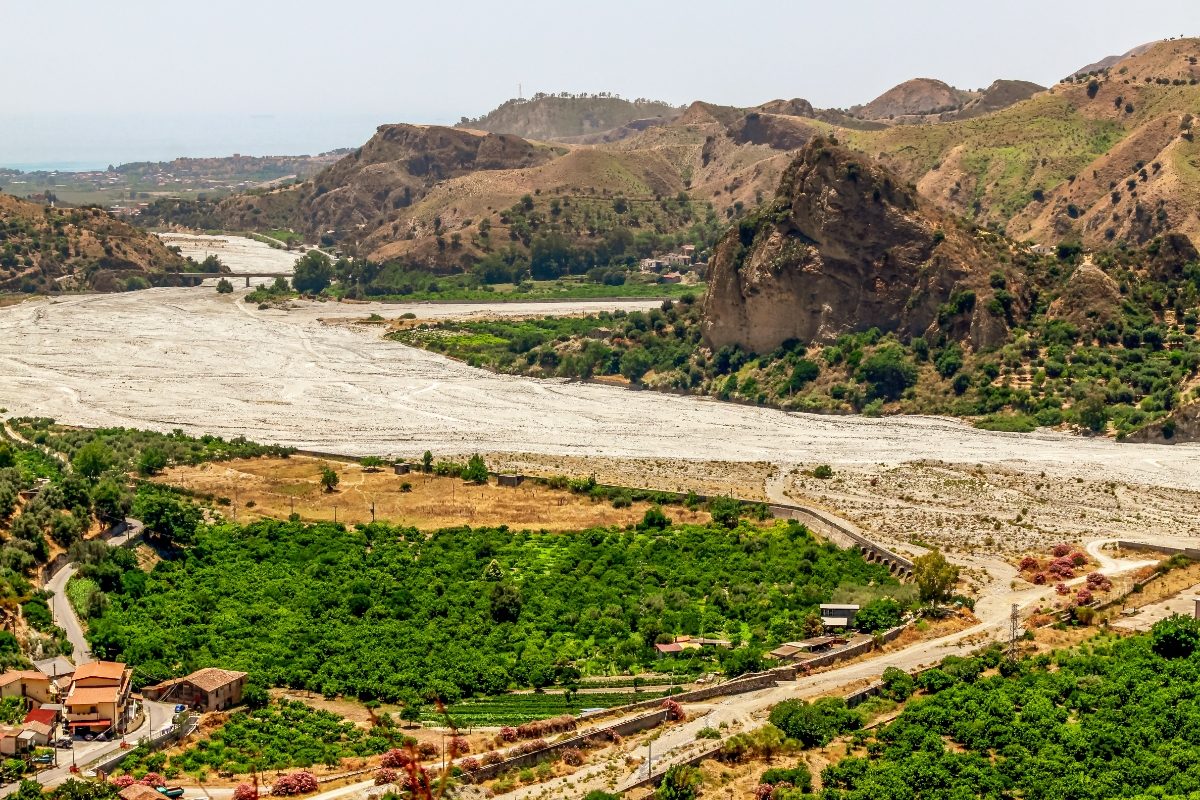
[464,709,670,783]
[1114,540,1200,561]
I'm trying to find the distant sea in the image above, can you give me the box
[0,112,433,172]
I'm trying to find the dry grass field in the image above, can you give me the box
[154,455,710,530]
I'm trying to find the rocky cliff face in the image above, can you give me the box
[702,139,1011,353]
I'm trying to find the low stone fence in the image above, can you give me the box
[1114,540,1200,561]
[844,681,884,709]
[464,708,670,783]
[797,625,907,671]
[769,504,913,576]
[585,666,798,723]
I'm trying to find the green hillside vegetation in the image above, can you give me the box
[10,419,296,476]
[814,620,1200,799]
[117,700,402,777]
[81,515,904,704]
[391,238,1200,437]
[847,91,1125,222]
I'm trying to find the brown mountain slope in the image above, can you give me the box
[0,193,186,292]
[214,125,564,243]
[457,95,680,141]
[702,139,1015,353]
[939,79,1045,121]
[846,38,1200,249]
[856,78,977,120]
[1071,40,1161,77]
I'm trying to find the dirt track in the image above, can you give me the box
[2,288,1200,493]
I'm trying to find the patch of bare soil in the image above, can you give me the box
[482,453,776,502]
[154,456,710,530]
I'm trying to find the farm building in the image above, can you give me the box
[142,667,248,711]
[819,604,860,629]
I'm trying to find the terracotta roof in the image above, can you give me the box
[22,720,52,737]
[145,668,248,694]
[184,668,248,693]
[71,661,126,682]
[120,786,165,800]
[66,685,120,706]
[0,670,50,687]
[24,708,56,726]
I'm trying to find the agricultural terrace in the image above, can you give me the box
[115,700,404,778]
[150,456,711,530]
[80,516,905,703]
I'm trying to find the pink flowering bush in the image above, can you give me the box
[380,748,413,768]
[1052,543,1073,557]
[139,774,165,787]
[270,772,318,797]
[458,757,481,772]
[1019,556,1040,572]
[561,748,584,767]
[233,784,259,800]
[112,777,136,789]
[374,769,397,786]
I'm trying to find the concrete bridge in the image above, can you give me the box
[166,272,292,287]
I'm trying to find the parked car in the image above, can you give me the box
[54,738,72,749]
[174,704,187,713]
[156,787,185,799]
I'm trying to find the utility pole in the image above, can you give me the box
[371,501,375,523]
[1008,603,1020,661]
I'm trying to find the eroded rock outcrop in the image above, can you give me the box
[702,139,1012,353]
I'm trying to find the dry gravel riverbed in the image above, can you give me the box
[2,288,1199,494]
[157,232,301,274]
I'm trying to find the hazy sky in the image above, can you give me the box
[0,0,1195,166]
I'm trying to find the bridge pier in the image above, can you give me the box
[246,276,250,288]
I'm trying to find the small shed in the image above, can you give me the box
[497,474,524,488]
[819,604,860,629]
[393,463,410,476]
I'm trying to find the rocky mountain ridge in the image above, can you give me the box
[701,138,1016,353]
